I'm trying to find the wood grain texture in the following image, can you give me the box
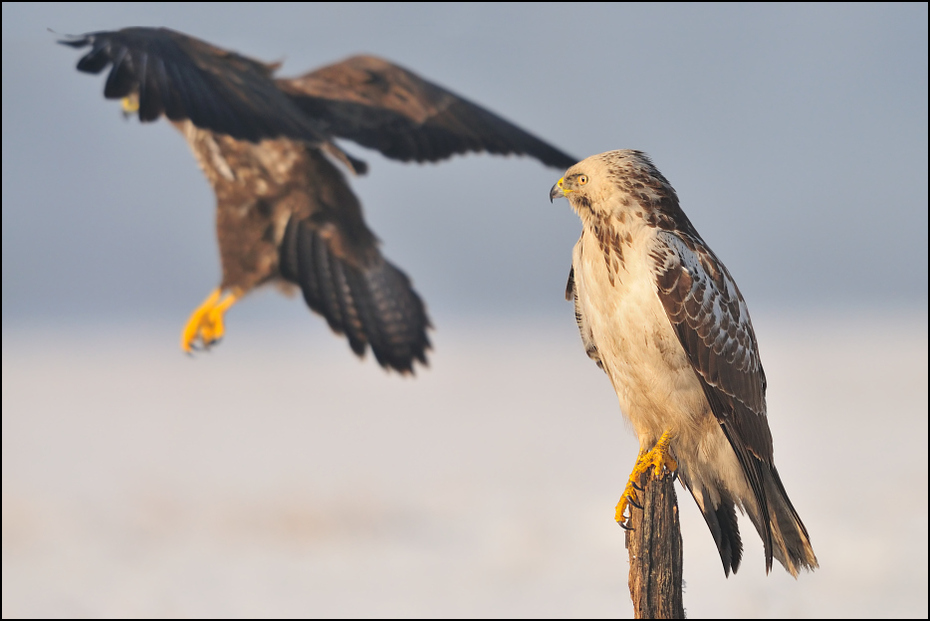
[626,470,685,619]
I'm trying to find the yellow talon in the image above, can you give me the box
[121,93,140,117]
[615,430,678,525]
[121,94,139,113]
[181,288,240,353]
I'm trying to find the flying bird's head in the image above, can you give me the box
[549,150,680,225]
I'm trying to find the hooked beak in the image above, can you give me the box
[549,177,566,203]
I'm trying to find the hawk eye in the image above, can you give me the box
[578,175,588,185]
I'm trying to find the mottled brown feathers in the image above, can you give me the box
[553,150,817,576]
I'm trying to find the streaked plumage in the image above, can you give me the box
[550,150,817,576]
[60,27,577,373]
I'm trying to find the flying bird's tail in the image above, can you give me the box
[279,216,431,374]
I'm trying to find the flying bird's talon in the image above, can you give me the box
[181,288,239,354]
[121,94,139,118]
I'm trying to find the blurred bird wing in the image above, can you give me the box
[277,149,431,373]
[59,27,328,145]
[279,54,577,168]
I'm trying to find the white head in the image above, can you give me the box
[549,150,679,225]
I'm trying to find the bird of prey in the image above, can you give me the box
[60,27,576,373]
[550,150,818,577]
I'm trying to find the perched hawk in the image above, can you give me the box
[550,150,818,576]
[60,27,576,373]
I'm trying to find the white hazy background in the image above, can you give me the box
[2,3,927,618]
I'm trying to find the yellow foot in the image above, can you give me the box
[181,288,240,353]
[121,94,139,118]
[615,430,678,527]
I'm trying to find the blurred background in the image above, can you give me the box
[3,2,927,617]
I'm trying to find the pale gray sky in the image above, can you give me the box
[2,2,927,327]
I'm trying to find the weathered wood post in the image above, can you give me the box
[625,469,685,619]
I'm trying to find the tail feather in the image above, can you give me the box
[706,495,743,577]
[734,459,819,578]
[680,475,744,576]
[764,463,819,576]
[679,459,817,577]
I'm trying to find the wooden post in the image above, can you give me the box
[625,469,685,619]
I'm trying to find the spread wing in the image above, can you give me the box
[279,55,577,168]
[58,27,328,144]
[277,148,430,374]
[652,230,775,532]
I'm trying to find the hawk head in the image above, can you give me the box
[549,150,680,227]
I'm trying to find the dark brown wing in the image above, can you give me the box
[652,230,776,558]
[278,55,577,168]
[277,148,430,374]
[59,27,328,144]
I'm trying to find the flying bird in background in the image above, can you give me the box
[60,27,577,373]
[550,150,818,576]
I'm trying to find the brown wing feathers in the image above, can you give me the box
[280,217,430,373]
[281,55,578,168]
[654,235,777,570]
[62,28,327,143]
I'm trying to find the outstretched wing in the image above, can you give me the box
[279,55,577,168]
[59,27,328,144]
[277,148,430,374]
[651,230,775,551]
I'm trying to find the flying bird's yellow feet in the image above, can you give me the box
[615,429,678,527]
[181,288,240,353]
[121,94,139,118]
